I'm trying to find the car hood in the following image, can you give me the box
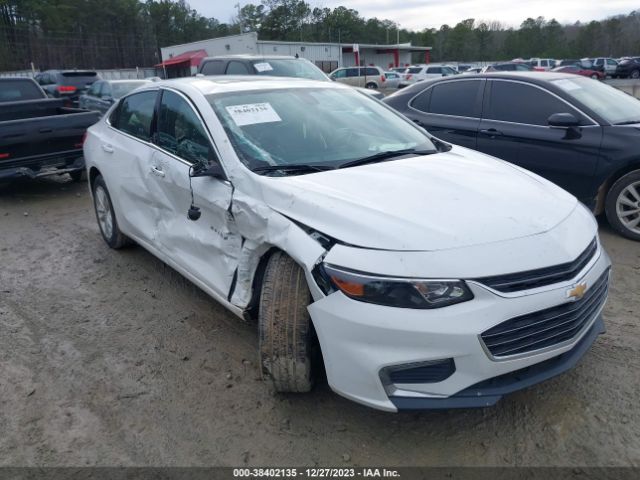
[256,147,578,251]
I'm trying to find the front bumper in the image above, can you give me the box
[308,242,611,412]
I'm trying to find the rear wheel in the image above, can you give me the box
[591,74,599,80]
[631,69,640,79]
[92,175,130,249]
[365,82,377,89]
[258,252,316,392]
[605,170,640,241]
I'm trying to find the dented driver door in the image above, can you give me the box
[147,89,242,299]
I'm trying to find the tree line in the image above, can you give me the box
[1,0,639,72]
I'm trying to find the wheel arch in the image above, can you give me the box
[594,161,640,215]
[88,166,102,190]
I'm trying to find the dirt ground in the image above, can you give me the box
[0,175,638,467]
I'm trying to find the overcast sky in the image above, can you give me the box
[191,0,637,30]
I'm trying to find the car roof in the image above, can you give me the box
[137,75,347,96]
[202,54,303,61]
[431,71,584,83]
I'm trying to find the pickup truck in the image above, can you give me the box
[0,77,100,181]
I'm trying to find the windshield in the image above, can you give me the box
[207,87,436,173]
[250,59,328,81]
[111,81,149,98]
[552,77,640,124]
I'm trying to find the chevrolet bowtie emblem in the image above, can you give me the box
[567,282,588,300]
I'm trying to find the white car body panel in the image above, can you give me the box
[84,77,610,411]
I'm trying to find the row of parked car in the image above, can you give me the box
[2,53,639,412]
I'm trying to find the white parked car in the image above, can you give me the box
[84,76,611,412]
[383,71,402,89]
[399,64,457,88]
[528,58,556,71]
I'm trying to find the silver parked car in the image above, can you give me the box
[79,79,151,116]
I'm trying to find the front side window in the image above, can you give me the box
[87,81,102,97]
[115,91,157,141]
[487,81,579,126]
[346,68,359,77]
[428,67,442,74]
[425,80,482,117]
[208,87,436,172]
[408,67,422,74]
[332,69,347,79]
[156,90,214,166]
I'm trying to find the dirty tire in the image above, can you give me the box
[605,170,640,242]
[69,170,86,182]
[259,251,314,392]
[92,175,130,249]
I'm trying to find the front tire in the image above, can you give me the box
[365,82,377,89]
[258,252,315,392]
[605,170,640,241]
[92,175,130,249]
[631,69,640,79]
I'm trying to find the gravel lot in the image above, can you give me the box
[0,175,638,467]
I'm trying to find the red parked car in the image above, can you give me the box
[551,65,605,80]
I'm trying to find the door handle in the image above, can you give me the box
[101,144,114,153]
[150,165,165,177]
[479,128,504,137]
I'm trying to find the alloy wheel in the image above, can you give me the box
[616,181,640,234]
[94,185,114,239]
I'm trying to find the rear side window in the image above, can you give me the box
[364,68,379,76]
[226,61,250,75]
[114,91,157,141]
[428,80,482,117]
[201,60,225,75]
[156,90,214,166]
[346,68,359,77]
[0,79,44,102]
[487,81,578,126]
[427,67,442,74]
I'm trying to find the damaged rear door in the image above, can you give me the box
[148,88,242,299]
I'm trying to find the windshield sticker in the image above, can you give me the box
[253,62,274,73]
[226,103,282,126]
[554,79,582,91]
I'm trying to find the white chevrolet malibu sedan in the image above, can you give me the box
[84,76,611,412]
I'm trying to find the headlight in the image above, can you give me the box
[317,264,474,309]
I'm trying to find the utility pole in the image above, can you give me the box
[235,3,242,34]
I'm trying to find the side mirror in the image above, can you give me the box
[190,161,226,180]
[548,113,580,128]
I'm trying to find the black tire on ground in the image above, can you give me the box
[605,170,640,242]
[92,175,130,249]
[68,170,86,182]
[258,251,315,392]
[365,82,377,89]
[631,70,640,79]
[591,74,599,80]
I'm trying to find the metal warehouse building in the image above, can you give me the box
[158,32,432,77]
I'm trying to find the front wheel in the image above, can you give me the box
[605,170,640,241]
[631,70,640,79]
[92,175,130,249]
[258,252,316,392]
[591,74,599,80]
[365,82,377,89]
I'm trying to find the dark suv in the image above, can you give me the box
[34,70,100,106]
[615,57,640,79]
[384,72,640,241]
